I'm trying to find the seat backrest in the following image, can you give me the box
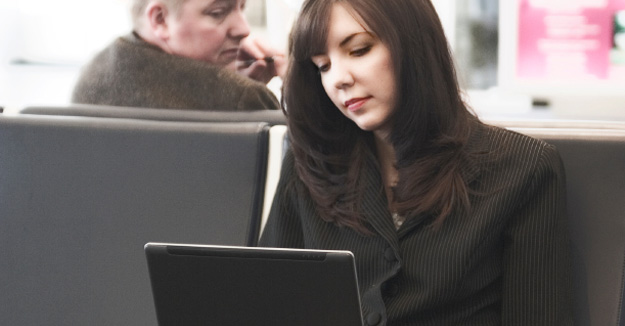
[20,103,287,125]
[492,119,625,326]
[0,114,270,326]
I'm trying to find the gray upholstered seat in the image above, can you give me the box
[20,103,287,125]
[0,114,270,325]
[491,119,625,326]
[3,110,624,326]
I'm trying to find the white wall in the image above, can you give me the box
[2,0,623,120]
[431,0,457,49]
[0,0,131,110]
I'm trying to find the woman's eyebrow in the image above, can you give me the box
[338,31,372,47]
[311,31,373,57]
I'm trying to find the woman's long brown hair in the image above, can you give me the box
[282,0,480,234]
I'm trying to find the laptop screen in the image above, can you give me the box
[145,242,364,326]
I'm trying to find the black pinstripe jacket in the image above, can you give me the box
[260,122,574,325]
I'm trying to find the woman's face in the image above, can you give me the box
[311,3,397,137]
[164,0,250,66]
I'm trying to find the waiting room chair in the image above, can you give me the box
[20,103,287,125]
[0,114,270,325]
[491,119,625,326]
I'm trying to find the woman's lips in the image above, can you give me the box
[344,96,372,112]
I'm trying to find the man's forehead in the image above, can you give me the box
[185,0,238,7]
[204,0,240,4]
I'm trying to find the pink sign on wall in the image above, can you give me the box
[517,0,625,81]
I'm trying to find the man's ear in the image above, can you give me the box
[145,1,170,40]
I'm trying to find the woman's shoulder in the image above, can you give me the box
[467,121,562,176]
[472,120,556,156]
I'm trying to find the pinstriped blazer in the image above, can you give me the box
[260,122,574,326]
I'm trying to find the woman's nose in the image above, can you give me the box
[330,63,354,90]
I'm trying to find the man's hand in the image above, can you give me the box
[236,37,286,84]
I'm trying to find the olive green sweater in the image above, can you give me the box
[72,33,279,111]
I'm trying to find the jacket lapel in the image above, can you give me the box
[359,153,400,248]
[360,122,485,241]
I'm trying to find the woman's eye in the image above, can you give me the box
[312,58,330,73]
[351,45,372,57]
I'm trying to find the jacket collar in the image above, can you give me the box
[359,150,401,247]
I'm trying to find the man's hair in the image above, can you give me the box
[130,0,187,30]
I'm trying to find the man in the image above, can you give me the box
[72,0,282,111]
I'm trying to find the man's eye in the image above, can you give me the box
[204,7,230,19]
[207,10,225,18]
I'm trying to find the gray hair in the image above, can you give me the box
[130,0,187,30]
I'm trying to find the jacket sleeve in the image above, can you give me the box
[502,144,574,325]
[259,150,306,248]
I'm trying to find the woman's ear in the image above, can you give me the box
[145,1,170,41]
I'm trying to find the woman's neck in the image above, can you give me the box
[374,132,398,205]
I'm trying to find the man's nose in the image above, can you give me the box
[227,9,250,39]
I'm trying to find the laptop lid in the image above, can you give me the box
[145,242,364,326]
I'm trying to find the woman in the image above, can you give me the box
[260,0,573,325]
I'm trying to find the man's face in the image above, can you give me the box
[164,0,249,66]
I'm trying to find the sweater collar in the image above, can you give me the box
[123,31,168,54]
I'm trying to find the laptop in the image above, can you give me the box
[144,242,364,326]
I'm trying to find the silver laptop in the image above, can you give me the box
[145,242,364,326]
